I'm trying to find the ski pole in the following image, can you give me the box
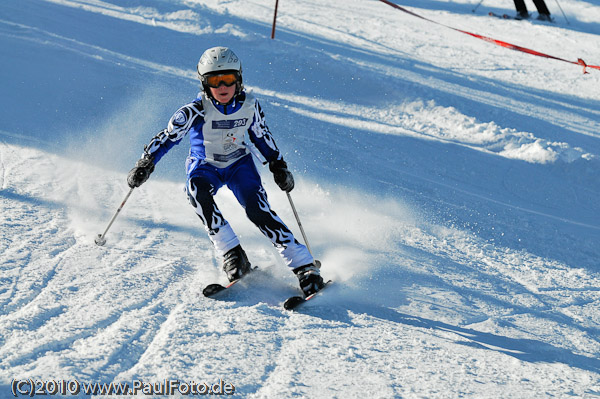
[472,0,484,12]
[95,187,134,246]
[553,0,570,24]
[286,192,321,267]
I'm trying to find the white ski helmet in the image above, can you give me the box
[197,46,243,94]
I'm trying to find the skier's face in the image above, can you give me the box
[210,84,236,104]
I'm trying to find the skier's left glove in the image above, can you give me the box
[269,159,294,192]
[127,154,155,188]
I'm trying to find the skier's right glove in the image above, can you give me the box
[269,159,294,192]
[127,154,155,188]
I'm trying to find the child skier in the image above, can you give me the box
[127,46,325,297]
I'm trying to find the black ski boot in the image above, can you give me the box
[537,13,552,21]
[222,245,251,282]
[293,263,325,297]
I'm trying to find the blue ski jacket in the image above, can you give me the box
[143,90,282,176]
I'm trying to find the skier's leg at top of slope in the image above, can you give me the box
[513,0,530,19]
[532,0,552,20]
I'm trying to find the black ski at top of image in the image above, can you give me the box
[488,11,555,22]
[488,12,518,20]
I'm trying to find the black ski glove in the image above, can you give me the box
[127,154,155,188]
[269,159,294,192]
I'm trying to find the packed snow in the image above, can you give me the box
[1,0,600,397]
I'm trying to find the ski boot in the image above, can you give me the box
[293,263,325,297]
[222,245,252,282]
[537,13,552,21]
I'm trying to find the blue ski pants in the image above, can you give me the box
[185,154,313,269]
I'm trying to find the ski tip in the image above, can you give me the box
[202,267,258,298]
[283,296,305,311]
[283,280,333,311]
[203,283,227,297]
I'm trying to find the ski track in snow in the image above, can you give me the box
[1,0,600,397]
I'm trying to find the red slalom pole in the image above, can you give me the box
[271,0,279,39]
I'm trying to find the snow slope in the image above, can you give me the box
[1,0,600,397]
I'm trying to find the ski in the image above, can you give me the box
[488,11,554,22]
[202,266,258,297]
[283,280,333,311]
[488,12,517,20]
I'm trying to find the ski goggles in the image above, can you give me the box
[205,73,238,88]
